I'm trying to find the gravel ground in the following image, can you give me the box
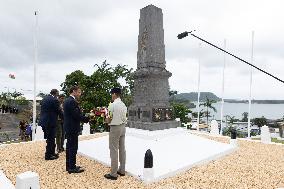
[0,132,283,189]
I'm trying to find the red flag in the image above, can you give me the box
[9,74,15,79]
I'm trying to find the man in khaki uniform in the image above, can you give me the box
[56,94,65,153]
[104,87,127,180]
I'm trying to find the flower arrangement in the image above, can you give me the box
[88,107,109,133]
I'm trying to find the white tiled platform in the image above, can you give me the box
[78,128,236,183]
[0,170,15,189]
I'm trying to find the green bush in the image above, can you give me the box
[171,102,191,126]
[61,62,133,112]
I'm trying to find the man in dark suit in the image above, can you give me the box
[64,86,89,174]
[39,89,63,160]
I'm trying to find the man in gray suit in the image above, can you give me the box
[104,87,127,180]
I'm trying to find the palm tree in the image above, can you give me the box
[192,110,205,124]
[200,96,217,125]
[226,115,237,125]
[253,116,267,130]
[169,90,178,103]
[241,112,248,122]
[169,90,178,97]
[223,115,238,136]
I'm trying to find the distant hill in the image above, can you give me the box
[172,92,284,104]
[174,92,221,102]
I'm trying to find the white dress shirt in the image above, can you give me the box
[109,98,127,126]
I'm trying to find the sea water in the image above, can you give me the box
[191,102,284,120]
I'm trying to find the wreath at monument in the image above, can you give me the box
[88,107,109,133]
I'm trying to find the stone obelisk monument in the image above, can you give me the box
[127,5,180,131]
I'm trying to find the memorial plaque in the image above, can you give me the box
[129,110,137,117]
[142,111,150,118]
[152,108,174,122]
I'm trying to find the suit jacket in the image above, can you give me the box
[63,96,89,135]
[39,95,62,129]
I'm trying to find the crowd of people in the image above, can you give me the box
[0,104,19,114]
[39,86,127,180]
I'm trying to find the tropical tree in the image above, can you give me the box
[10,91,23,100]
[171,102,191,126]
[0,92,9,104]
[241,112,248,122]
[223,115,247,137]
[200,96,217,125]
[222,126,233,137]
[61,61,133,112]
[225,115,239,125]
[37,92,49,98]
[253,116,267,130]
[169,90,178,97]
[169,90,193,126]
[191,110,205,123]
[0,91,27,106]
[15,96,29,105]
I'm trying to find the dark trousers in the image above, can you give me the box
[56,121,63,151]
[61,124,65,149]
[66,133,78,170]
[45,126,56,158]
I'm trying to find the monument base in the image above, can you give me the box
[127,120,180,131]
[78,127,237,183]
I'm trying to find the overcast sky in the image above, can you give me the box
[1,0,284,100]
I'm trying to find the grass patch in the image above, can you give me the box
[272,138,284,144]
[251,137,284,144]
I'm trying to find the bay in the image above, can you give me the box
[191,102,284,120]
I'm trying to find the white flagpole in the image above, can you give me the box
[248,31,254,138]
[220,39,226,135]
[197,43,201,131]
[33,11,39,140]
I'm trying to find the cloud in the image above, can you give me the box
[0,0,284,100]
